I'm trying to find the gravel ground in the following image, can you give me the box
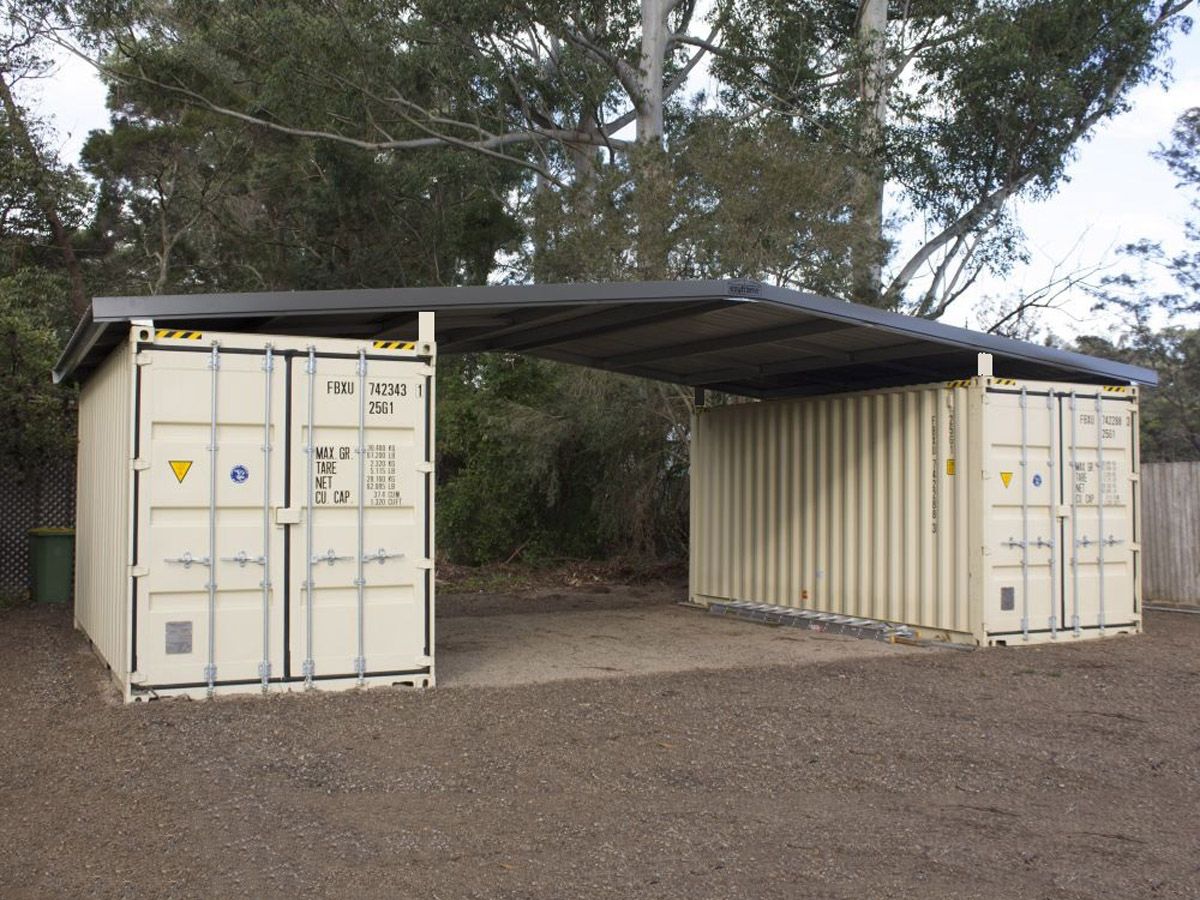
[437,601,909,687]
[1,591,1198,899]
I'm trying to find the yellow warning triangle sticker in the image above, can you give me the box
[169,460,193,483]
[1000,471,1013,488]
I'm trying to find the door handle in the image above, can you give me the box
[220,550,266,567]
[363,548,405,564]
[312,548,354,565]
[164,551,210,568]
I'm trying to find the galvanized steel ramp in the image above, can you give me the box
[706,600,915,641]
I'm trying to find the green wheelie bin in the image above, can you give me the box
[28,528,74,604]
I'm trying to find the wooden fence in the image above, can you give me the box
[1141,462,1200,608]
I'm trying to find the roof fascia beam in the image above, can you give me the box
[681,343,960,387]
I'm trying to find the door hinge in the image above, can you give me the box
[274,507,302,525]
[132,458,150,471]
[135,351,153,366]
[129,565,149,578]
[415,558,434,570]
[415,461,435,474]
[416,655,433,666]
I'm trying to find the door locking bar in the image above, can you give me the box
[354,348,368,685]
[302,346,317,687]
[204,341,220,696]
[1095,393,1107,633]
[1019,385,1030,641]
[259,344,274,692]
[1069,391,1081,636]
[1046,390,1059,637]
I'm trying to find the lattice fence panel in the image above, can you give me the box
[0,464,76,599]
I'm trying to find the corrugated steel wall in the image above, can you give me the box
[1141,461,1200,606]
[690,384,975,636]
[74,340,132,676]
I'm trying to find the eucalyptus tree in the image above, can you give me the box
[36,1,1195,312]
[52,0,1193,314]
[714,0,1193,311]
[1,1,92,315]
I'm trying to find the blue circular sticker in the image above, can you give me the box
[1032,473,1043,487]
[230,464,249,484]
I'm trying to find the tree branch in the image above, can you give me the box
[34,28,647,188]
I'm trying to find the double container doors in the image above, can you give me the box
[133,337,432,694]
[983,385,1138,641]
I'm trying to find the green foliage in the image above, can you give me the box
[1084,106,1200,464]
[437,354,691,564]
[18,1,1187,564]
[0,84,92,276]
[527,117,872,293]
[0,269,76,475]
[1076,328,1200,462]
[67,0,1190,311]
[714,0,1187,310]
[80,104,521,295]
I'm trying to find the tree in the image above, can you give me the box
[1075,328,1200,461]
[714,0,1192,311]
[79,88,523,295]
[0,268,77,476]
[48,0,1193,313]
[1082,107,1200,461]
[438,353,692,563]
[0,3,96,314]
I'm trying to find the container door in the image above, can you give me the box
[287,349,431,682]
[983,387,1061,639]
[134,341,287,690]
[1060,390,1137,633]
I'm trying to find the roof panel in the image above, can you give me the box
[53,279,1156,392]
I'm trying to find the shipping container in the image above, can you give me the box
[689,375,1141,645]
[74,322,436,700]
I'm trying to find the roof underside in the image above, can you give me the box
[54,280,1156,394]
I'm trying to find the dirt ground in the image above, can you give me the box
[437,583,908,686]
[1,585,1198,900]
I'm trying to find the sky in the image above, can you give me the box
[19,15,1200,343]
[936,20,1200,336]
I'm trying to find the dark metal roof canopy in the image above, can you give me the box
[53,280,1157,393]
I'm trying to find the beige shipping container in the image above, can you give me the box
[689,376,1141,645]
[74,322,436,700]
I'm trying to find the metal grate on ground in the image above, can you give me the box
[708,600,915,642]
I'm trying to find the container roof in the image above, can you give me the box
[53,280,1156,394]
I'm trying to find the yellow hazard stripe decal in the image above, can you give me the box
[372,340,416,351]
[155,329,203,340]
[1102,385,1130,393]
[944,379,973,389]
[992,377,1017,386]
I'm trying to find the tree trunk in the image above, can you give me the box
[0,72,88,318]
[637,0,669,148]
[851,0,888,306]
[631,0,672,278]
